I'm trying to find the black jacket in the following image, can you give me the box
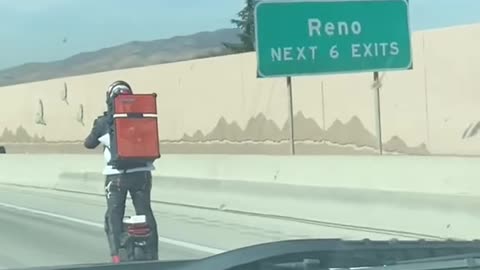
[84,114,109,149]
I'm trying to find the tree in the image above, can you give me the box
[223,0,258,53]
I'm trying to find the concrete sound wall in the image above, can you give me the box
[1,24,480,156]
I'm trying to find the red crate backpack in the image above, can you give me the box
[108,93,161,170]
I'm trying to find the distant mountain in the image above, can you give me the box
[0,28,241,87]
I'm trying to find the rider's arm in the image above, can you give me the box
[84,115,108,149]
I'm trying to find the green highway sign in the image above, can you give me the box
[254,0,412,78]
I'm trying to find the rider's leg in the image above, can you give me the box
[128,171,159,260]
[104,174,128,258]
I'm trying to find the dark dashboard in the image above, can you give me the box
[13,239,480,270]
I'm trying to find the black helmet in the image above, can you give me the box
[105,81,133,115]
[106,80,133,104]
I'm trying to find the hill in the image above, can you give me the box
[0,28,240,86]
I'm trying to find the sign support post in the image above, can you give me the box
[373,71,383,155]
[286,76,296,155]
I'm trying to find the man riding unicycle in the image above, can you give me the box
[83,80,160,263]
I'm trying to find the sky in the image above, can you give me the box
[0,0,479,70]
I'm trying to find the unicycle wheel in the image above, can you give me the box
[134,246,147,260]
[118,248,129,262]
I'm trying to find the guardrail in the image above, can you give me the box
[1,154,480,240]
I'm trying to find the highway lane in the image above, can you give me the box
[0,204,107,268]
[0,184,450,269]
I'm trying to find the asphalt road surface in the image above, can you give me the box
[0,184,460,269]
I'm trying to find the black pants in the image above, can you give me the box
[104,171,158,259]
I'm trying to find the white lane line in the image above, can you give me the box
[0,202,225,255]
